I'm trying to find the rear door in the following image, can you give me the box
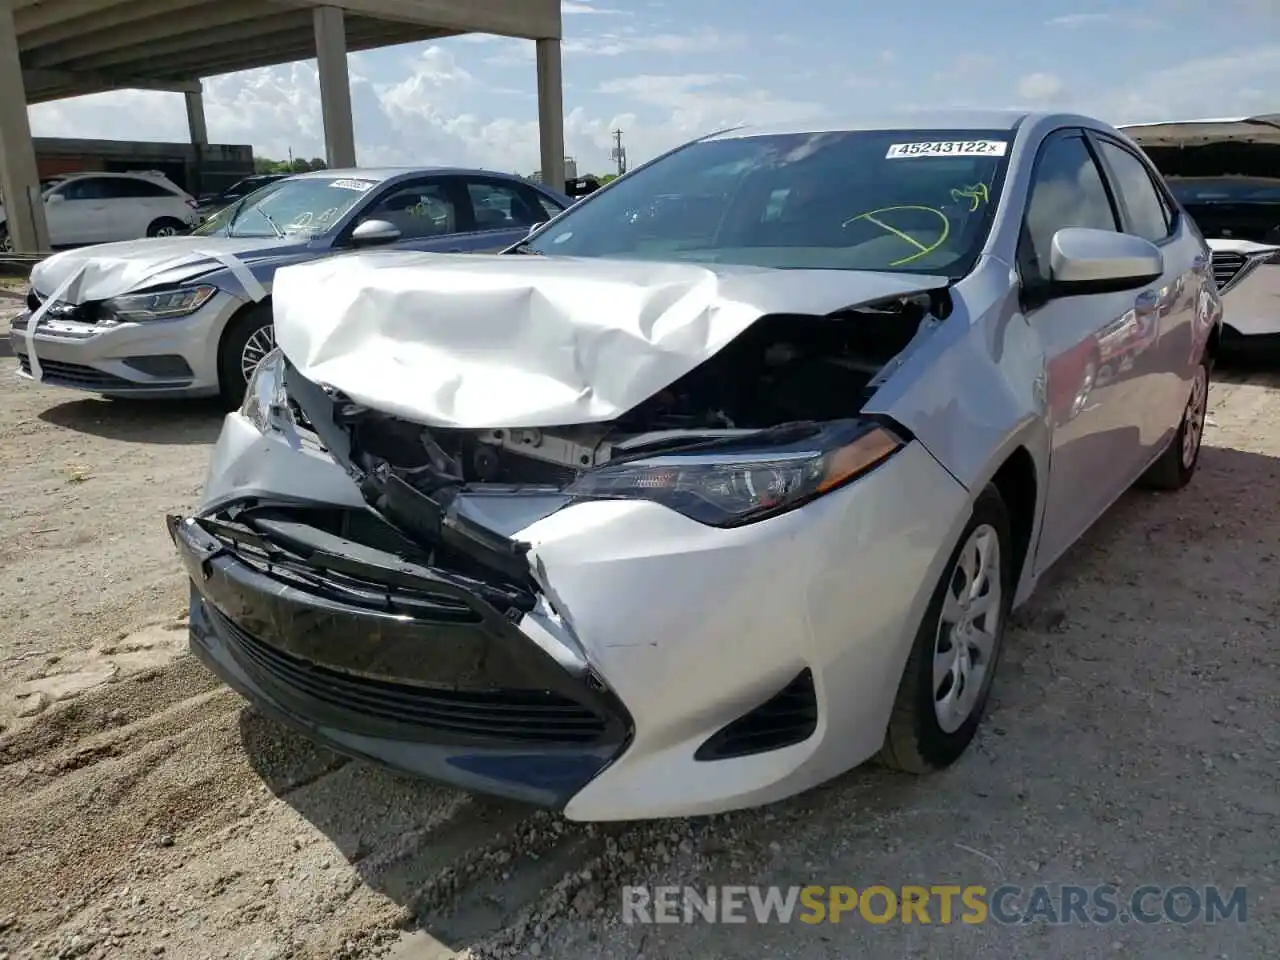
[109,177,185,238]
[452,177,567,252]
[1089,133,1200,459]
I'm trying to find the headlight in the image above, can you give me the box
[104,284,216,321]
[240,347,294,434]
[564,421,904,527]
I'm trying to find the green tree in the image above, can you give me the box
[308,158,327,171]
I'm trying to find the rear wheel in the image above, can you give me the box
[217,302,274,409]
[147,217,186,238]
[880,485,1013,773]
[1138,358,1209,491]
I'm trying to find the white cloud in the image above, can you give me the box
[1017,72,1066,103]
[1046,12,1162,29]
[561,1,628,14]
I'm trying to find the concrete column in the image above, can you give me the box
[184,87,208,197]
[535,37,565,192]
[313,5,356,169]
[0,0,50,252]
[185,88,208,145]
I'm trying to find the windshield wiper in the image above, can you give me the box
[256,208,287,239]
[506,238,543,255]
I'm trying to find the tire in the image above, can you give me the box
[1138,357,1210,491]
[147,217,187,238]
[880,484,1013,774]
[0,224,12,254]
[217,302,274,410]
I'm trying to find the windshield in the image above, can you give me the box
[524,129,1012,275]
[194,176,378,239]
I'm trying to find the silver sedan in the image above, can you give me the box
[170,110,1221,820]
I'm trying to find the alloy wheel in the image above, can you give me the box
[933,523,1003,734]
[240,324,275,383]
[154,225,180,237]
[1181,364,1208,468]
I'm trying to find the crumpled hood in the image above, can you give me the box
[29,235,302,302]
[273,251,949,429]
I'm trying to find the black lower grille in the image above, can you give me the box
[1212,251,1247,291]
[210,607,610,745]
[695,669,819,761]
[17,355,137,390]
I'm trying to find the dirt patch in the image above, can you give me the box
[1,305,1278,960]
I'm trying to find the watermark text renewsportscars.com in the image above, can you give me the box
[622,884,1248,926]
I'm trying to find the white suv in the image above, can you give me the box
[0,171,200,252]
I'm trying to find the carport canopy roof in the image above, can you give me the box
[15,0,560,103]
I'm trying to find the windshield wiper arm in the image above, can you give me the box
[257,208,286,238]
[505,239,543,255]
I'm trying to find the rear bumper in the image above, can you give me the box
[169,511,632,807]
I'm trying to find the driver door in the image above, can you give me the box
[1020,131,1146,574]
[355,177,466,252]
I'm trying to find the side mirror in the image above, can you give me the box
[45,193,65,205]
[350,218,401,246]
[1045,227,1163,297]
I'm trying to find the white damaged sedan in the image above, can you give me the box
[168,111,1221,821]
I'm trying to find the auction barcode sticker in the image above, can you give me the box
[886,140,1009,159]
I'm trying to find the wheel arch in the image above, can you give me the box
[987,445,1038,593]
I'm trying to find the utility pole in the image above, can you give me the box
[610,129,627,177]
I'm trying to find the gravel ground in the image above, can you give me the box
[1,300,1278,960]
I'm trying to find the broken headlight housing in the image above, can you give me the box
[565,421,904,527]
[103,284,217,322]
[240,346,294,434]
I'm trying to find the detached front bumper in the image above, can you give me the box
[9,290,242,397]
[168,510,632,807]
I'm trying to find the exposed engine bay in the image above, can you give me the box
[300,291,947,490]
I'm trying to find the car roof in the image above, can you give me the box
[700,110,1129,142]
[287,166,549,185]
[59,170,177,181]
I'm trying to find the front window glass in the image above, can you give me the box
[194,176,377,238]
[523,129,1013,276]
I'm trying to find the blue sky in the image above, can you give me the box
[28,0,1280,176]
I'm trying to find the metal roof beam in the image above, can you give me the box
[23,66,200,102]
[19,0,215,49]
[25,2,301,68]
[277,0,560,39]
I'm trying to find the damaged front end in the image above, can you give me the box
[172,282,952,806]
[274,288,948,537]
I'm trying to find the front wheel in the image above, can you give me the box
[147,217,187,238]
[1137,357,1209,491]
[880,484,1013,773]
[217,303,274,409]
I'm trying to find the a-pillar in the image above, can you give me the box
[535,37,565,192]
[0,0,50,252]
[184,86,208,197]
[313,5,356,168]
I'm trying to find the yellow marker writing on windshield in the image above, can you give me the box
[843,205,950,267]
[949,182,989,212]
